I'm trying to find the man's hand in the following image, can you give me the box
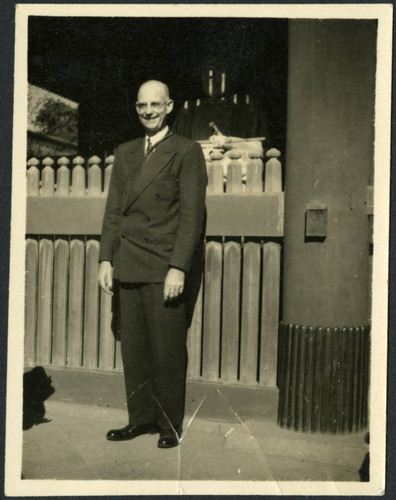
[164,268,185,301]
[98,261,114,295]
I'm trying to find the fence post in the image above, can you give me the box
[25,238,38,364]
[40,158,55,196]
[265,148,282,192]
[240,239,261,384]
[83,239,100,369]
[202,240,222,381]
[260,241,281,387]
[56,157,71,196]
[27,158,40,196]
[226,150,242,193]
[67,238,85,366]
[246,149,264,192]
[186,278,203,380]
[221,240,241,383]
[104,155,114,195]
[52,238,69,365]
[71,156,86,197]
[36,238,54,364]
[87,156,102,196]
[207,151,224,194]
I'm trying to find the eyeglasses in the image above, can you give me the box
[135,101,169,113]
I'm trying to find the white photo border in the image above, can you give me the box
[6,3,392,496]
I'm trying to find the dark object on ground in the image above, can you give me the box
[157,426,182,449]
[23,366,55,430]
[359,452,370,482]
[359,433,370,482]
[106,423,159,441]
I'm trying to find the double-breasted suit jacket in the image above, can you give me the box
[99,132,207,283]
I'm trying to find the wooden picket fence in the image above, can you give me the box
[25,148,284,387]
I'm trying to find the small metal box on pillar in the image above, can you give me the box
[305,204,327,240]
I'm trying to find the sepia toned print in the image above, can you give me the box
[5,3,391,496]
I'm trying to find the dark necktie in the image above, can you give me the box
[146,137,154,156]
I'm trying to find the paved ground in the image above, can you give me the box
[22,367,369,485]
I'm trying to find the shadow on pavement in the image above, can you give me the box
[359,433,370,482]
[23,366,55,430]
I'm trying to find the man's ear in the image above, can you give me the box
[166,99,174,114]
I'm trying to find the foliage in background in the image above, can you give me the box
[34,98,78,143]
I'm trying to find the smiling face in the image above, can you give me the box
[136,81,174,136]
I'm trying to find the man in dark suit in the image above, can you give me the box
[98,80,207,448]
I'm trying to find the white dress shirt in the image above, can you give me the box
[145,125,169,153]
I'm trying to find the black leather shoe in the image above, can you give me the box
[157,427,182,449]
[106,423,157,441]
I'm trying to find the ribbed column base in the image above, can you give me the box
[277,321,370,433]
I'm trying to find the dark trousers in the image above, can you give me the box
[119,282,187,430]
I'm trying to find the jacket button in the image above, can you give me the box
[121,233,126,239]
[144,236,149,242]
[155,194,160,200]
[146,216,151,222]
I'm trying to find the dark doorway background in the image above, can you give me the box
[28,17,288,157]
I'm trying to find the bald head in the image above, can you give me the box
[136,80,174,136]
[138,80,170,101]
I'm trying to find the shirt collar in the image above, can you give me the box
[145,125,169,149]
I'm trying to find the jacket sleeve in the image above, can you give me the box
[99,147,123,263]
[169,142,207,273]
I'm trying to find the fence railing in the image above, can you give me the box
[25,149,284,387]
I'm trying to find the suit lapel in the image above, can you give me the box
[125,138,146,176]
[121,139,145,213]
[123,131,175,213]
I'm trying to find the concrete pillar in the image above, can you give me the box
[278,20,376,432]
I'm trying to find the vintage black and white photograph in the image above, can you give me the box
[5,3,391,496]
